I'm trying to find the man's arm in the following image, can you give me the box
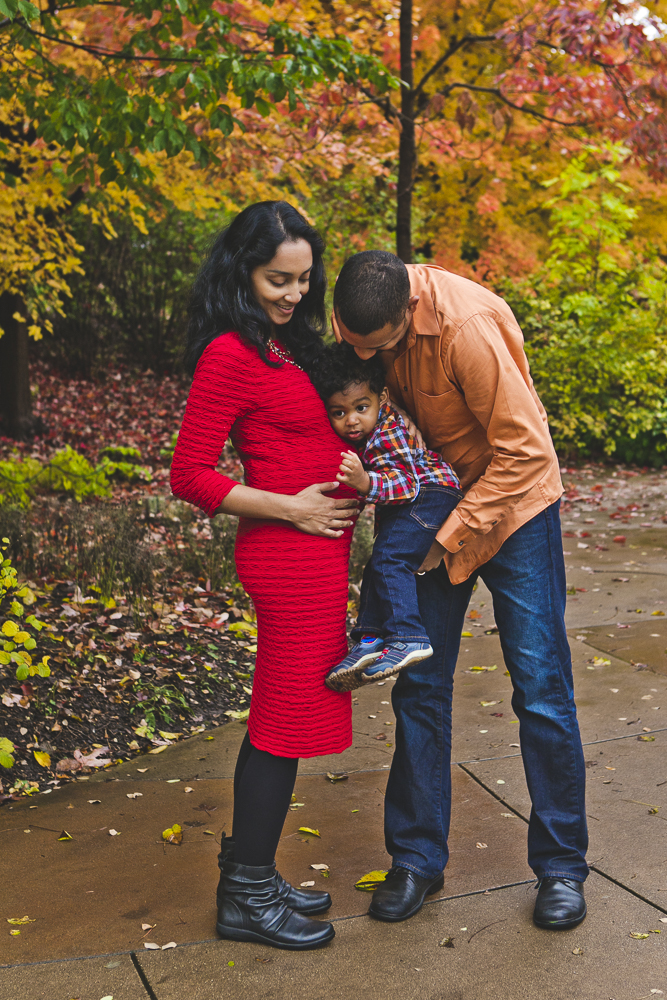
[435,314,558,554]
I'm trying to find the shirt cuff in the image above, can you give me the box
[436,508,474,552]
[365,471,385,503]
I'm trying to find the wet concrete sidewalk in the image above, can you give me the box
[2,467,667,999]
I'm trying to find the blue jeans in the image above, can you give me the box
[385,500,589,883]
[352,485,463,644]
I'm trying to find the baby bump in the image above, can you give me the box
[234,519,351,619]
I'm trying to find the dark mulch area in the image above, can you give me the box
[1,581,256,802]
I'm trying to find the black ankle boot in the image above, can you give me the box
[216,860,335,950]
[217,834,331,915]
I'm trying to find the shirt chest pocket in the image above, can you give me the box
[413,387,466,447]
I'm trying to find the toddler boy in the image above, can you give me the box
[311,345,462,691]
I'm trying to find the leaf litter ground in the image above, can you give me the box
[0,362,254,801]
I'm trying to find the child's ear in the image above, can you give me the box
[379,387,389,405]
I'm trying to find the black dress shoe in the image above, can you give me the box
[368,866,444,923]
[533,877,587,930]
[216,861,335,950]
[216,835,331,915]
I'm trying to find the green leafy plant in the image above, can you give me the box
[131,681,189,730]
[504,145,667,463]
[0,446,111,506]
[0,537,51,683]
[98,446,152,483]
[0,737,16,768]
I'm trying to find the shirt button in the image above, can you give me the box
[403,386,408,391]
[458,540,464,547]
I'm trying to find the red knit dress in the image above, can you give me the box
[170,333,354,758]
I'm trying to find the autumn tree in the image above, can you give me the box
[334,0,667,262]
[0,0,394,436]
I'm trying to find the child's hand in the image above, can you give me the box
[337,450,371,496]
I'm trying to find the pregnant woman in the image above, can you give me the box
[170,202,358,951]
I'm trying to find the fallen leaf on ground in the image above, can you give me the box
[470,665,497,672]
[203,830,215,835]
[162,824,183,845]
[87,799,101,804]
[126,792,143,799]
[184,787,194,793]
[144,942,160,949]
[141,923,154,931]
[310,864,329,871]
[149,746,168,754]
[300,881,316,887]
[7,916,35,925]
[298,827,320,837]
[480,700,499,707]
[325,772,348,782]
[354,870,388,891]
[629,931,649,939]
[439,937,454,948]
[572,947,584,956]
[162,941,177,949]
[476,842,488,849]
[57,830,73,841]
[108,829,120,836]
[33,751,51,768]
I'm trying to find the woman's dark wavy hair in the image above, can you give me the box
[185,201,327,375]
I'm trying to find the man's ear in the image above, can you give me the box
[407,295,420,316]
[331,310,343,344]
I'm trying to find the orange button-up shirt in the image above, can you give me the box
[365,264,563,584]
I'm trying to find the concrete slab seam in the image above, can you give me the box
[328,878,538,924]
[0,948,139,971]
[589,865,667,916]
[454,728,667,767]
[457,764,530,823]
[131,952,159,1000]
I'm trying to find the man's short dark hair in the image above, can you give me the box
[309,343,386,402]
[333,251,410,336]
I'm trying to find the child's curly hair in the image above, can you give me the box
[309,343,386,402]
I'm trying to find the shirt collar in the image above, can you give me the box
[381,265,443,358]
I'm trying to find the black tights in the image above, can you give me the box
[231,731,298,867]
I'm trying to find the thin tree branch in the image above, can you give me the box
[414,34,496,96]
[23,25,271,63]
[443,81,594,127]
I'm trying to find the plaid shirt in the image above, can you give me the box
[362,402,460,505]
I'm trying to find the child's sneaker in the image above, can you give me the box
[325,636,386,692]
[361,641,433,683]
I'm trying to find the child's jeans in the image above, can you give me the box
[352,485,463,644]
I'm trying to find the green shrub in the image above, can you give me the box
[503,145,667,464]
[98,446,152,483]
[0,537,51,687]
[0,446,111,506]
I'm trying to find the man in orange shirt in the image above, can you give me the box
[333,250,588,931]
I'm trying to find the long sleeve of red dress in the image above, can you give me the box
[170,334,256,516]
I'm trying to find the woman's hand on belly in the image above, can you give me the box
[288,482,359,538]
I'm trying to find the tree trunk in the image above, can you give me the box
[396,0,415,264]
[0,292,43,439]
